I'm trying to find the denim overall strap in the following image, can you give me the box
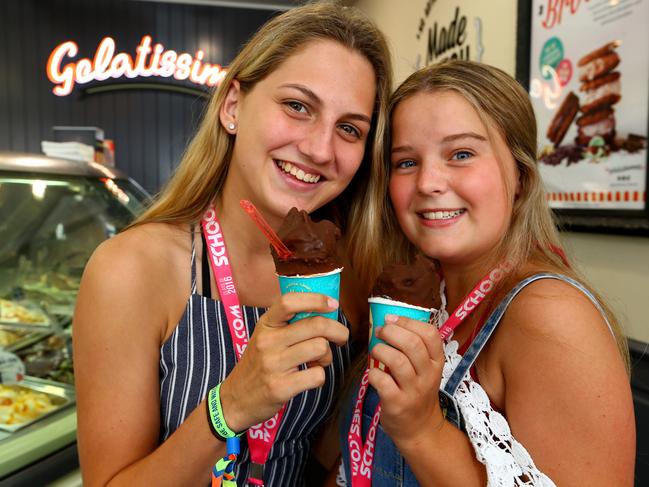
[442,272,602,397]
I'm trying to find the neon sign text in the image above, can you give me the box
[46,36,227,96]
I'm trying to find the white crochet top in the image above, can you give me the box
[436,285,556,486]
[439,338,557,486]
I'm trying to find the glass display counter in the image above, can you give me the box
[0,152,149,484]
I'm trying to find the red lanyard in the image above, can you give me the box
[202,206,286,487]
[347,368,380,487]
[437,262,512,340]
[347,262,510,487]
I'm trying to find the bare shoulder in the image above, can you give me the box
[504,277,611,338]
[76,222,192,341]
[89,222,186,271]
[73,223,192,436]
[87,223,190,289]
[481,276,625,395]
[498,276,636,483]
[489,276,635,485]
[73,223,197,482]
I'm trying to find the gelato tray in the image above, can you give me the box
[15,335,74,385]
[0,377,75,432]
[0,299,52,331]
[0,329,32,348]
[0,329,52,352]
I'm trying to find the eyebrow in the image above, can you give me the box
[279,83,372,124]
[441,132,487,143]
[391,132,487,154]
[391,144,415,154]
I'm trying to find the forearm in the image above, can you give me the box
[395,420,487,487]
[83,400,226,487]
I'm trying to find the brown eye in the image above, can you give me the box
[338,124,361,139]
[285,100,307,113]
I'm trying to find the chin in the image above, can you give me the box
[294,194,335,214]
[269,197,317,218]
[416,241,460,263]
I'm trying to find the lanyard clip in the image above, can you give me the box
[247,462,264,486]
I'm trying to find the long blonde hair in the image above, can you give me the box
[132,1,392,289]
[378,60,629,370]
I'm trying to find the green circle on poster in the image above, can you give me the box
[540,37,564,80]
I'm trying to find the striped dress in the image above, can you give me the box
[159,231,352,486]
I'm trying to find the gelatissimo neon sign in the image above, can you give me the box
[46,35,228,96]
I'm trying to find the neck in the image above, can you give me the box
[213,183,278,260]
[206,180,282,306]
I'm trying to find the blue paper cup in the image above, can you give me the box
[277,268,342,323]
[368,297,434,369]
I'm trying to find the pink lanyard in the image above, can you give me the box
[347,262,510,487]
[202,206,286,487]
[437,262,512,340]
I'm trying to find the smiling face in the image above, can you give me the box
[220,39,376,223]
[389,90,519,269]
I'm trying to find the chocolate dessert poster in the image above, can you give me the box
[530,0,648,210]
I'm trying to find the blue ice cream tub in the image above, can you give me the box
[278,268,342,323]
[368,297,434,367]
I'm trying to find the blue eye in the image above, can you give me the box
[451,151,473,161]
[395,160,416,169]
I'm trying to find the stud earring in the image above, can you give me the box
[227,122,236,131]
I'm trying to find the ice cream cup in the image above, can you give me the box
[368,297,434,370]
[277,267,343,323]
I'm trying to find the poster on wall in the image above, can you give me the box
[529,0,649,229]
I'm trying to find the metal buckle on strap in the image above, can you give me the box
[248,462,264,484]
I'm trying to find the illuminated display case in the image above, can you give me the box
[0,152,149,484]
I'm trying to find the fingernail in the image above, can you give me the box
[327,297,339,309]
[385,314,398,323]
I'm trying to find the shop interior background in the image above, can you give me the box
[0,0,647,485]
[0,0,278,194]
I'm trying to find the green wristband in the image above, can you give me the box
[206,394,227,442]
[207,383,244,438]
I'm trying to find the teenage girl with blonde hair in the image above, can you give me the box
[338,60,635,487]
[74,2,392,485]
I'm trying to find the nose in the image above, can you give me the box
[416,161,449,195]
[297,121,335,165]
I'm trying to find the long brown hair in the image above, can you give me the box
[131,1,392,290]
[376,60,629,370]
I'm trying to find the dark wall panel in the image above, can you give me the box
[0,2,10,149]
[0,0,276,193]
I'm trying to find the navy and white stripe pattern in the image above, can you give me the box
[159,235,352,486]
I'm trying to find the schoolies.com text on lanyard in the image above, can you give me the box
[347,262,512,487]
[202,206,286,487]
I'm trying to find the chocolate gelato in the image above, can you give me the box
[371,255,441,309]
[272,208,342,276]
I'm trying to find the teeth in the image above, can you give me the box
[421,209,464,220]
[276,161,321,183]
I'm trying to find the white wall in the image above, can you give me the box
[356,0,518,83]
[358,0,649,342]
[561,233,649,342]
